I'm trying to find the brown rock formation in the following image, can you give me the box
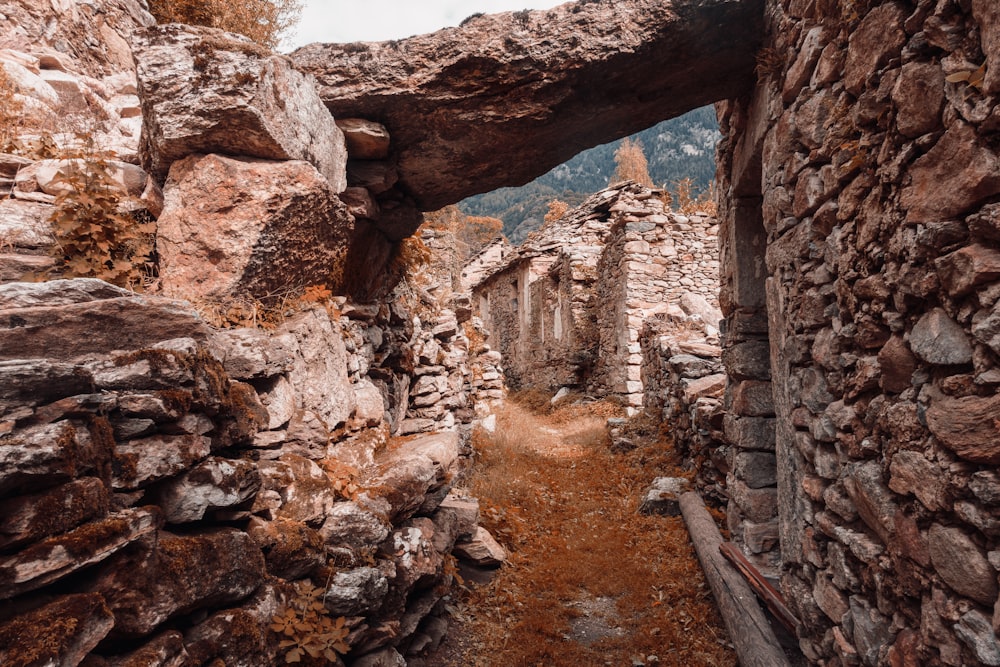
[292,0,764,210]
[155,154,355,303]
[133,24,348,189]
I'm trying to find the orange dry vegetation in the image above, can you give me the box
[441,397,736,666]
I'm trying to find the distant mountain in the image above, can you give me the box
[458,106,720,243]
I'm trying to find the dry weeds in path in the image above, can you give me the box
[426,397,737,667]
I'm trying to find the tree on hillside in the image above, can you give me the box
[147,0,302,49]
[543,199,569,226]
[610,137,654,187]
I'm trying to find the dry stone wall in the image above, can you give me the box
[0,278,492,666]
[473,182,722,410]
[0,5,502,664]
[593,196,720,408]
[716,0,1000,664]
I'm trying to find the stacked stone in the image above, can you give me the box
[716,0,1000,663]
[468,333,507,417]
[401,307,472,435]
[640,320,727,503]
[0,278,499,666]
[470,185,620,390]
[592,186,720,410]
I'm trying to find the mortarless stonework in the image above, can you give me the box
[715,0,1000,664]
[472,182,721,408]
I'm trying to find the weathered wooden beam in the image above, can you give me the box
[679,491,791,667]
[720,541,799,636]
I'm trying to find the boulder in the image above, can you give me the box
[453,525,507,567]
[291,0,763,210]
[133,24,347,189]
[0,280,210,362]
[639,477,691,516]
[278,307,353,435]
[336,118,391,159]
[324,566,389,616]
[112,434,212,490]
[927,394,1000,464]
[0,477,109,550]
[156,154,356,302]
[319,500,390,551]
[928,524,998,606]
[0,420,110,498]
[87,528,265,638]
[154,457,261,523]
[247,517,326,579]
[909,308,973,365]
[253,454,336,525]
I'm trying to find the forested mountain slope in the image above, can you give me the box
[458,107,719,242]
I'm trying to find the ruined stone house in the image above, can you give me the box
[471,181,722,410]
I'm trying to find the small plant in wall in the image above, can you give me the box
[43,139,156,288]
[270,580,350,663]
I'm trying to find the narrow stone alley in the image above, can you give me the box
[414,395,737,667]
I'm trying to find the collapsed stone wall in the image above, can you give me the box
[640,320,727,503]
[592,197,720,408]
[717,0,1000,664]
[0,279,493,666]
[0,5,504,665]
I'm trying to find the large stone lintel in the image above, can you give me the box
[292,0,765,210]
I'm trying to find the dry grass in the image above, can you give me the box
[439,398,737,666]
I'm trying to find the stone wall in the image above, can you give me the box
[0,279,493,666]
[640,319,727,504]
[473,182,721,401]
[717,0,1000,663]
[593,197,720,408]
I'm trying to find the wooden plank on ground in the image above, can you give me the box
[678,491,791,667]
[720,541,799,636]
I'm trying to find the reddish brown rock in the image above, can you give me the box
[156,154,356,303]
[253,454,336,524]
[292,0,764,210]
[0,508,160,600]
[112,434,211,491]
[337,118,391,160]
[453,525,507,567]
[0,594,114,667]
[247,517,325,579]
[104,630,188,667]
[935,244,1000,296]
[843,3,907,95]
[88,528,265,638]
[972,0,1000,94]
[154,457,260,523]
[928,524,997,606]
[926,394,1000,464]
[0,420,111,498]
[902,123,1000,223]
[0,290,208,363]
[877,336,915,393]
[891,61,945,138]
[0,477,109,550]
[133,24,347,189]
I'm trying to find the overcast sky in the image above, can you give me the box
[285,0,564,50]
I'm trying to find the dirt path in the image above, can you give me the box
[413,398,737,667]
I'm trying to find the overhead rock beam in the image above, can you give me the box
[292,0,764,211]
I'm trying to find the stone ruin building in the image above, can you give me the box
[472,181,722,412]
[0,0,999,665]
